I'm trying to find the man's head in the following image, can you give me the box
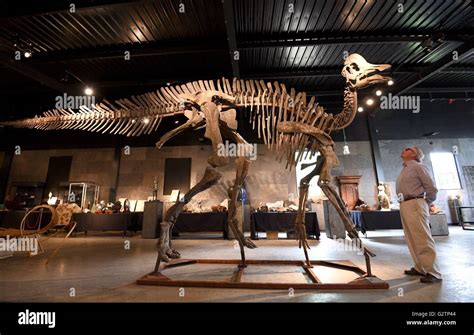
[400,146,424,162]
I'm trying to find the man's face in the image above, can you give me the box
[400,147,416,161]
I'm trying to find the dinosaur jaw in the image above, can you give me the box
[354,64,392,89]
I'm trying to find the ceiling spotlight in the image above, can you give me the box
[366,98,374,106]
[357,107,364,112]
[143,118,150,124]
[84,87,94,95]
[375,90,382,96]
[387,80,394,86]
[24,51,32,58]
[174,120,179,124]
[131,119,136,123]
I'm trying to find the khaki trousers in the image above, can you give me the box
[400,198,442,279]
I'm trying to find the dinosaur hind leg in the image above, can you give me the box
[294,155,325,267]
[153,166,223,274]
[228,156,256,268]
[316,145,375,275]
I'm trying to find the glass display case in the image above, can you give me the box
[67,182,100,210]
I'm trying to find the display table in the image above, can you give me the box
[350,210,449,236]
[0,210,52,230]
[250,212,320,240]
[350,210,402,234]
[73,212,143,236]
[173,212,228,239]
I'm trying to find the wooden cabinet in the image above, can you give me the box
[336,176,362,210]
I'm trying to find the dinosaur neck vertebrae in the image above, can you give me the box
[332,84,358,131]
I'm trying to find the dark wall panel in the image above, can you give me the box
[163,158,191,195]
[43,156,72,198]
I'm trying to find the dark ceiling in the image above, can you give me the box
[0,0,473,146]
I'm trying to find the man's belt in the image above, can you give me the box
[402,195,425,202]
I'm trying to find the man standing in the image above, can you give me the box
[396,147,442,283]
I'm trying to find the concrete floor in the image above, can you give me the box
[0,226,472,302]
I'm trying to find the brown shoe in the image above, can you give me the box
[404,268,424,276]
[420,274,442,283]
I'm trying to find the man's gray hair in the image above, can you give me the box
[412,146,424,162]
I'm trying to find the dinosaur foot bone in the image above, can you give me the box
[166,248,181,259]
[243,237,257,249]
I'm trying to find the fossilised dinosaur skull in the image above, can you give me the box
[341,53,392,89]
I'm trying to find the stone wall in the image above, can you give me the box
[116,144,296,209]
[3,138,473,224]
[333,141,378,206]
[7,148,116,200]
[379,138,474,223]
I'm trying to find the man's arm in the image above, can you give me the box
[416,165,438,204]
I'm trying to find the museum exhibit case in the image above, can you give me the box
[67,182,100,210]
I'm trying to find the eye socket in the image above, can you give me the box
[212,95,223,104]
[345,66,352,74]
[350,63,360,71]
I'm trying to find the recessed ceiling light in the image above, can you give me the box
[422,131,440,137]
[24,51,32,58]
[376,90,382,96]
[143,118,149,124]
[366,98,374,106]
[357,107,364,112]
[174,120,179,124]
[84,87,94,95]
[387,80,394,86]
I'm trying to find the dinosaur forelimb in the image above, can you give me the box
[276,121,334,146]
[156,117,204,149]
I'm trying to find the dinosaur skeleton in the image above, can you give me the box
[1,54,391,276]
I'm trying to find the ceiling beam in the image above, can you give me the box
[31,39,228,63]
[237,32,470,49]
[241,66,473,80]
[393,40,474,96]
[408,87,474,93]
[0,50,70,93]
[0,0,139,19]
[222,0,240,78]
